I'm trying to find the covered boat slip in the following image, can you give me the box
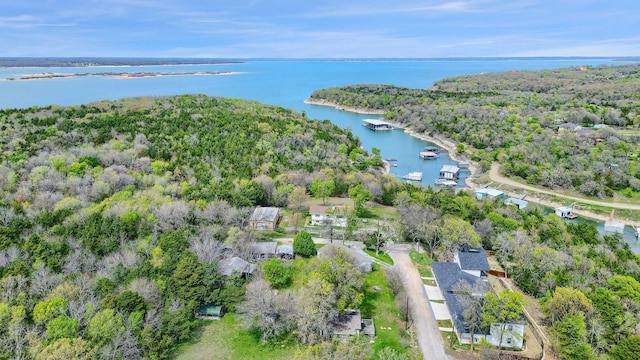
[362,119,393,131]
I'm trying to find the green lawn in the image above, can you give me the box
[409,250,433,277]
[362,266,421,358]
[364,249,394,265]
[172,314,300,360]
[173,263,421,360]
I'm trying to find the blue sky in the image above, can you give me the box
[1,0,639,58]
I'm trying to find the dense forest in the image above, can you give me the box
[0,95,390,359]
[1,93,639,359]
[308,64,640,198]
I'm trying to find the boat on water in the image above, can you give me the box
[419,151,439,160]
[362,119,393,131]
[386,158,397,161]
[402,172,423,181]
[423,145,440,152]
[458,162,470,169]
[636,228,640,238]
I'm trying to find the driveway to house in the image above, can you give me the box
[389,244,450,360]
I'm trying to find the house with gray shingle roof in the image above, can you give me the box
[248,207,280,231]
[431,247,525,349]
[454,247,490,277]
[217,257,256,277]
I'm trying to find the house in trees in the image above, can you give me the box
[310,205,348,227]
[250,241,295,260]
[331,309,375,340]
[432,247,525,349]
[248,206,280,231]
[217,257,256,277]
[453,246,490,277]
[317,243,372,273]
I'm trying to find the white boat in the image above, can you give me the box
[402,172,423,181]
[635,228,640,238]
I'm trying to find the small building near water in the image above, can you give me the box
[474,188,504,200]
[505,197,528,210]
[554,206,576,219]
[362,119,393,131]
[439,165,460,180]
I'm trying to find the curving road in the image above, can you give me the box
[388,245,449,360]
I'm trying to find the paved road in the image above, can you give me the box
[388,245,449,360]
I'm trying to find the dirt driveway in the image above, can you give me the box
[389,245,450,360]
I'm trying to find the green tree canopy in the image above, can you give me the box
[293,230,316,257]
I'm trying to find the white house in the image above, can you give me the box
[310,205,348,227]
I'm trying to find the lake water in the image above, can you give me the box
[1,58,637,248]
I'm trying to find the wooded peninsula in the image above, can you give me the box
[309,64,640,201]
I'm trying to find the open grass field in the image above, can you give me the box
[172,314,300,360]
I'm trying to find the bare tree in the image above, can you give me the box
[237,278,297,341]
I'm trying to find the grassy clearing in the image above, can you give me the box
[440,330,471,352]
[362,266,420,358]
[364,249,394,265]
[172,314,299,360]
[409,250,433,277]
[422,279,436,286]
[437,319,453,328]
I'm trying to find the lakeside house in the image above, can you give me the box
[431,247,525,349]
[362,119,393,131]
[310,205,348,227]
[248,206,280,231]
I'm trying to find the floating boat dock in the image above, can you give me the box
[554,204,577,219]
[419,150,439,160]
[402,172,423,181]
[604,210,625,234]
[362,119,393,131]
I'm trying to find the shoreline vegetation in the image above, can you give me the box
[304,98,640,227]
[5,71,239,81]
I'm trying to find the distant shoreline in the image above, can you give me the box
[5,71,241,81]
[0,57,242,68]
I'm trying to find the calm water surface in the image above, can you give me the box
[1,58,637,248]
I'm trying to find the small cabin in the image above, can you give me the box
[439,165,460,180]
[362,119,392,131]
[195,305,224,320]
